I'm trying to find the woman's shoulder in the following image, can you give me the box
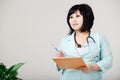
[60,34,71,42]
[60,32,75,44]
[91,31,106,38]
[91,31,108,43]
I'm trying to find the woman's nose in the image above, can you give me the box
[73,17,77,22]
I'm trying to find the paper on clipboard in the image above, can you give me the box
[52,57,86,69]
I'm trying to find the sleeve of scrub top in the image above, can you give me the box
[96,35,113,73]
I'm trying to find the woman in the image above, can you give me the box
[56,4,113,80]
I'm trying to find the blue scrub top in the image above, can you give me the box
[56,31,113,80]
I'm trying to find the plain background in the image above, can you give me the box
[0,0,120,80]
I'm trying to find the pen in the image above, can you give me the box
[52,44,59,52]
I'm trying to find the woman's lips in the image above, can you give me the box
[73,23,79,26]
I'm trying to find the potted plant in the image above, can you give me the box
[0,63,24,80]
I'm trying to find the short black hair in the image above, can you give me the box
[67,4,94,35]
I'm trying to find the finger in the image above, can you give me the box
[59,51,64,56]
[56,51,64,57]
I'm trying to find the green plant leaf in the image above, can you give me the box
[7,71,18,79]
[7,65,15,75]
[13,63,25,71]
[0,63,7,73]
[0,63,6,69]
[7,63,24,74]
[0,63,7,79]
[0,63,24,80]
[7,63,24,79]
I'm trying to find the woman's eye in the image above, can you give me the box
[70,16,73,19]
[76,15,80,17]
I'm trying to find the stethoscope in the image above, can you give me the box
[74,31,99,60]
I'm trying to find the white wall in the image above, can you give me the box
[0,0,120,80]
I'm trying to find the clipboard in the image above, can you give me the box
[52,57,86,69]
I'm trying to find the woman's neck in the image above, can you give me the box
[75,31,89,37]
[74,31,89,48]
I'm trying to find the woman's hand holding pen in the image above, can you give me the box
[52,44,64,57]
[56,51,64,57]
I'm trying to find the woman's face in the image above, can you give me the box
[69,10,83,31]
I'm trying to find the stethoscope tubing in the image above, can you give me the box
[87,31,99,59]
